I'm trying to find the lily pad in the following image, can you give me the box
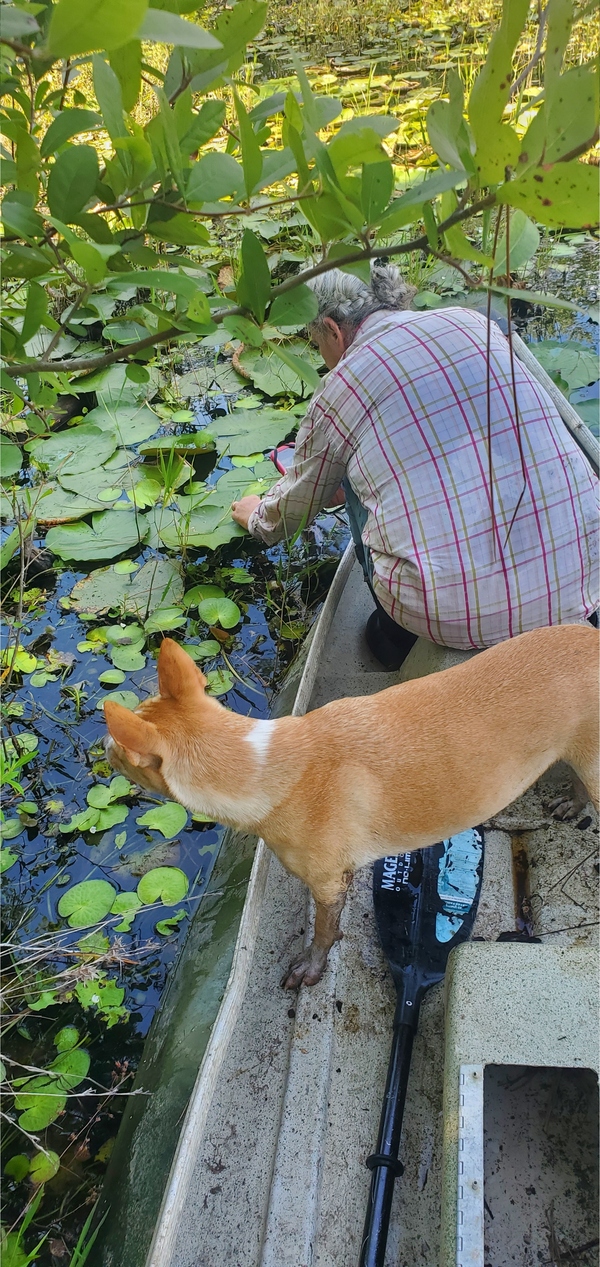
[197,596,241,628]
[0,848,18,872]
[4,1154,30,1181]
[183,583,225,607]
[57,879,117,928]
[23,483,103,525]
[177,363,246,397]
[531,341,599,392]
[137,864,189,904]
[209,408,295,456]
[16,1089,67,1131]
[205,668,234,696]
[143,606,186,633]
[29,1150,60,1184]
[136,803,188,839]
[59,454,142,499]
[70,557,183,617]
[156,909,186,936]
[182,640,221,660]
[55,1026,79,1052]
[99,669,126,684]
[138,431,215,457]
[110,642,146,672]
[28,425,117,477]
[45,510,148,561]
[97,689,140,711]
[84,404,161,446]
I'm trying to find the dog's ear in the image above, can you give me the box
[157,637,207,700]
[104,700,162,768]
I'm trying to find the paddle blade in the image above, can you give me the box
[373,829,484,1000]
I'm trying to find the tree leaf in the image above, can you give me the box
[269,284,319,329]
[493,209,540,276]
[46,145,98,222]
[496,159,599,229]
[222,313,264,346]
[468,0,529,183]
[234,92,263,198]
[136,805,188,840]
[93,54,127,144]
[361,160,395,224]
[57,879,116,928]
[109,39,142,113]
[40,109,103,160]
[236,229,271,322]
[47,0,148,58]
[136,8,221,48]
[0,436,22,479]
[137,863,189,900]
[267,341,321,390]
[187,151,244,202]
[45,510,148,562]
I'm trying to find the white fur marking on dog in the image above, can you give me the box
[244,719,273,763]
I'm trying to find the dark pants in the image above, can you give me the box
[343,478,419,664]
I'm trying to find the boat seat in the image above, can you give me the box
[440,942,599,1267]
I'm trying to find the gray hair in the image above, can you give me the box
[307,262,416,336]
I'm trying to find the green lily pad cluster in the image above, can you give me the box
[57,862,190,939]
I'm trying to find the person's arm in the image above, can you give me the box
[232,405,348,546]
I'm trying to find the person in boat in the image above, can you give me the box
[231,264,599,669]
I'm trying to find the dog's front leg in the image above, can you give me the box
[281,875,352,990]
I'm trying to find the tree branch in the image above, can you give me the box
[2,192,497,379]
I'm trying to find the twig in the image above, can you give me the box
[509,3,548,99]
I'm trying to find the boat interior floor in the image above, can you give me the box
[154,559,599,1267]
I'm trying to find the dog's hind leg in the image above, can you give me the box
[281,872,353,990]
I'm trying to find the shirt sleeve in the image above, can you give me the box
[248,400,349,545]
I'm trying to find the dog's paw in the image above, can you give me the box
[548,794,583,821]
[281,945,327,990]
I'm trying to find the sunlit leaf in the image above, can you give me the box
[136,804,188,839]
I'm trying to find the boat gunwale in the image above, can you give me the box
[145,540,356,1267]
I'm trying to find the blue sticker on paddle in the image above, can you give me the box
[435,828,483,943]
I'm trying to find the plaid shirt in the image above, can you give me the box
[248,308,599,648]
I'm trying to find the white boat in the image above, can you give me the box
[97,337,599,1267]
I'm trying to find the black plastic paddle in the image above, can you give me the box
[359,829,485,1267]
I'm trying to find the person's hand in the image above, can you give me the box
[231,495,261,530]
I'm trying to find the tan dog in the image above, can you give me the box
[104,625,598,988]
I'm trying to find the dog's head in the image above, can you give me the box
[103,638,211,794]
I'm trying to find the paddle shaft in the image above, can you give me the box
[358,1000,421,1267]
